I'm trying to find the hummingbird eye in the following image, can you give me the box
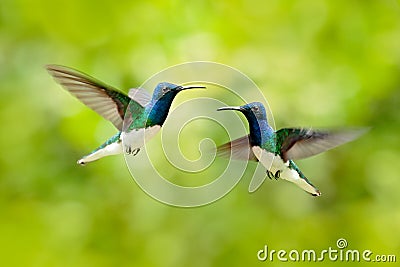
[162,87,168,93]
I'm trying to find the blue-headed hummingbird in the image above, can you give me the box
[217,102,367,196]
[46,65,205,165]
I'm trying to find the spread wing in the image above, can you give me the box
[217,135,258,161]
[276,127,368,161]
[46,64,141,130]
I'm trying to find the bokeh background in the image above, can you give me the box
[1,0,400,266]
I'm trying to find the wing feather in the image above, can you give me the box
[46,64,134,130]
[217,135,258,161]
[276,128,368,161]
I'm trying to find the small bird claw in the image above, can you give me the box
[132,148,140,156]
[125,146,140,156]
[266,170,280,180]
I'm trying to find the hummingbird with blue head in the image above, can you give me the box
[217,102,367,196]
[46,65,205,165]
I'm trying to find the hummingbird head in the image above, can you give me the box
[146,82,205,126]
[217,102,268,121]
[152,82,206,101]
[217,102,271,147]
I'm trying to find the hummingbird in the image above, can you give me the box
[217,102,367,196]
[46,64,205,165]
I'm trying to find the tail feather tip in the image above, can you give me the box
[77,159,86,165]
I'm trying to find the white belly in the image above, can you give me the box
[121,125,161,149]
[252,146,320,196]
[252,146,288,173]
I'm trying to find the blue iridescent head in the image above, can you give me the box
[151,82,205,101]
[217,102,268,122]
[217,102,270,146]
[147,82,205,126]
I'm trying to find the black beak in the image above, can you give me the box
[217,106,243,112]
[175,85,206,91]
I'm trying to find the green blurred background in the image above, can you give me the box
[1,0,400,266]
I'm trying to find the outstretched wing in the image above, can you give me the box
[46,64,133,130]
[276,127,368,161]
[217,135,258,161]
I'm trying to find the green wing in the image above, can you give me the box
[276,127,368,161]
[46,64,145,130]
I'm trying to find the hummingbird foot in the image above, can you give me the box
[125,146,140,156]
[266,170,281,180]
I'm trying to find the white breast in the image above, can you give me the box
[252,146,288,172]
[121,125,161,149]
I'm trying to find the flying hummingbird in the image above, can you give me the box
[217,102,367,196]
[46,65,205,165]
